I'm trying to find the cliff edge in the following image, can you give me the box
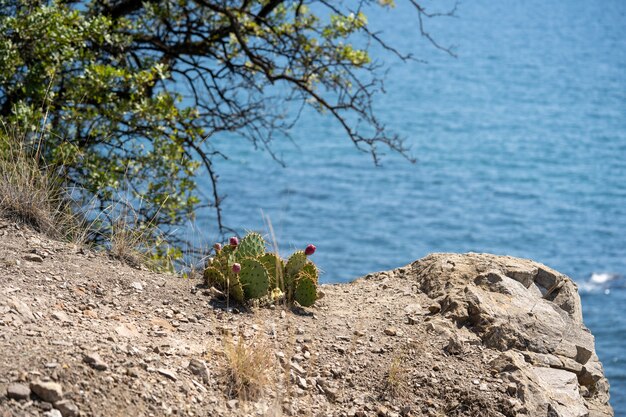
[0,219,613,416]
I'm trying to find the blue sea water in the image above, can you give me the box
[191,0,626,412]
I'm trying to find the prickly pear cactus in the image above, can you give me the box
[294,273,317,307]
[239,258,270,299]
[285,251,307,277]
[204,233,320,307]
[302,262,319,283]
[235,232,266,260]
[204,266,226,289]
[212,244,235,271]
[259,253,284,288]
[227,274,245,303]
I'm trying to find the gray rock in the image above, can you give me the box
[83,352,108,370]
[8,297,35,323]
[30,380,63,403]
[296,376,308,389]
[409,253,613,417]
[6,383,30,400]
[51,311,71,322]
[43,410,62,417]
[383,327,397,336]
[188,358,209,382]
[54,399,79,417]
[532,367,587,417]
[290,361,306,376]
[23,253,44,262]
[157,368,178,381]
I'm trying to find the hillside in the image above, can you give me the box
[0,218,613,417]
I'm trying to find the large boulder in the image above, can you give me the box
[406,253,613,417]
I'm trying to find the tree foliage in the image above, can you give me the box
[0,0,454,252]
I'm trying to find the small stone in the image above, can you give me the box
[400,406,412,417]
[157,368,178,381]
[43,410,62,417]
[444,338,464,355]
[384,327,397,336]
[23,253,44,262]
[6,383,30,400]
[323,386,338,402]
[376,405,389,416]
[83,309,98,318]
[130,281,143,291]
[30,381,63,403]
[8,297,35,323]
[83,352,108,370]
[280,310,286,319]
[115,323,140,338]
[290,361,306,376]
[55,399,79,417]
[472,379,480,385]
[427,304,441,314]
[51,311,71,322]
[188,359,209,382]
[297,376,308,389]
[506,383,517,395]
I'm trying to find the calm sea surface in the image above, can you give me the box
[192,0,626,412]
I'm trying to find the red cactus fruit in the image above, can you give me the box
[232,263,241,274]
[305,244,316,256]
[229,236,239,247]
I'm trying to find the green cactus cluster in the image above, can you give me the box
[203,233,319,307]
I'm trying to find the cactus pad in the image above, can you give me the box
[294,274,317,307]
[302,262,319,283]
[227,274,245,303]
[235,232,266,260]
[259,253,284,288]
[286,251,307,277]
[239,258,270,299]
[203,267,226,288]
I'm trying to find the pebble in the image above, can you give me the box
[6,382,30,400]
[55,399,79,417]
[43,410,62,417]
[130,281,144,291]
[51,311,71,322]
[296,376,308,389]
[83,352,108,370]
[23,253,44,262]
[30,381,63,403]
[290,362,306,376]
[157,368,178,381]
[188,358,210,382]
[384,327,398,336]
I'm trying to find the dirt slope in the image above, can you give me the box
[0,218,612,417]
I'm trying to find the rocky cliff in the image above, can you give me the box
[0,219,614,416]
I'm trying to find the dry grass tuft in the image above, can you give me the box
[108,212,154,269]
[384,347,410,399]
[223,329,277,400]
[0,127,87,242]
